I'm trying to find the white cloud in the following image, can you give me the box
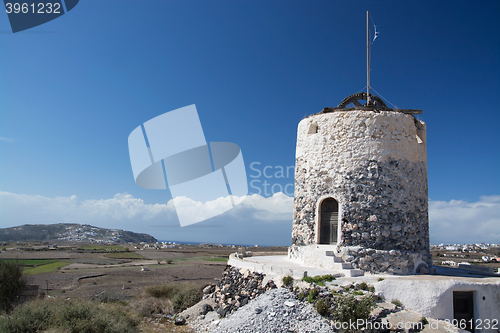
[0,137,15,143]
[0,191,176,227]
[231,192,293,221]
[0,191,294,245]
[429,195,500,244]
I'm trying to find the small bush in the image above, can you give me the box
[352,290,364,296]
[302,276,314,283]
[422,317,429,325]
[0,298,138,333]
[331,295,375,333]
[391,299,403,308]
[359,282,368,290]
[302,275,335,285]
[145,283,202,311]
[166,259,174,264]
[307,288,319,303]
[368,286,375,293]
[0,260,26,312]
[321,275,336,282]
[377,277,384,282]
[282,275,293,287]
[315,298,328,317]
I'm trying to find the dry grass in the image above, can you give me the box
[129,297,173,317]
[0,298,139,333]
[144,283,202,311]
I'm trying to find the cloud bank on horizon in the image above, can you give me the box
[0,191,498,246]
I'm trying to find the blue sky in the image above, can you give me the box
[0,0,499,245]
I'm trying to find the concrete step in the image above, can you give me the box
[341,262,353,269]
[345,269,364,277]
[325,251,343,262]
[328,262,355,270]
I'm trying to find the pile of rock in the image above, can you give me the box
[212,288,334,333]
[210,266,277,317]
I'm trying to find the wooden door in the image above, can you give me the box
[319,199,339,244]
[453,291,475,332]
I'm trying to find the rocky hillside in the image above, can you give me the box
[0,223,157,243]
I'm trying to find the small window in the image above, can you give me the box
[308,123,319,134]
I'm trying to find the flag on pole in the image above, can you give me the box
[373,25,379,42]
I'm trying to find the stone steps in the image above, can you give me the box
[325,250,364,277]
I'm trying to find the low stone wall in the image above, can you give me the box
[338,246,431,275]
[211,266,277,317]
[227,253,307,279]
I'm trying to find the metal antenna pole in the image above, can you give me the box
[367,11,370,105]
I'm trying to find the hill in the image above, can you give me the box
[0,223,157,243]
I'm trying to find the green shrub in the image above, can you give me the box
[352,290,364,296]
[359,282,368,290]
[315,298,328,317]
[0,260,26,312]
[368,286,375,293]
[391,299,403,308]
[0,298,139,333]
[282,275,293,287]
[302,276,314,283]
[145,283,202,311]
[377,277,384,282]
[321,275,336,282]
[422,317,429,325]
[307,288,319,303]
[331,295,375,333]
[302,275,336,285]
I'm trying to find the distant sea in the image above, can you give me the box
[157,240,269,247]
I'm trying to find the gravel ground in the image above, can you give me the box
[203,288,335,333]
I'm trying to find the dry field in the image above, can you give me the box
[0,243,288,301]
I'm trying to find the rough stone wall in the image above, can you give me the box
[292,110,431,274]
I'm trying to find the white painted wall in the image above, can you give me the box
[376,277,500,332]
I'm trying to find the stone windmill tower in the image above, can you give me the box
[288,12,431,275]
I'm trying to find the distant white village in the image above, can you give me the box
[432,243,499,252]
[431,243,500,267]
[56,225,123,243]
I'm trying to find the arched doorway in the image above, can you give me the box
[319,198,339,244]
